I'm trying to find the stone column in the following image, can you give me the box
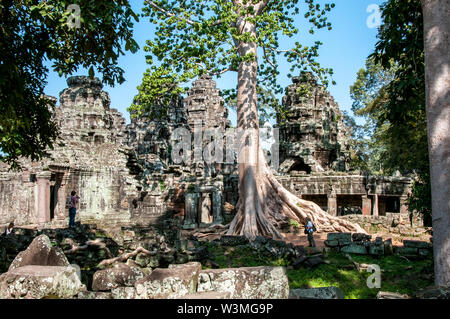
[373,194,379,217]
[362,195,372,216]
[183,192,199,229]
[327,193,337,216]
[36,171,52,225]
[399,196,409,215]
[212,191,223,225]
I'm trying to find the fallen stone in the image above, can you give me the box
[352,233,372,242]
[394,246,418,256]
[304,256,324,268]
[327,233,352,246]
[289,287,344,299]
[197,266,289,299]
[220,235,250,246]
[415,286,450,299]
[340,243,368,255]
[0,265,83,299]
[383,239,394,255]
[403,240,431,249]
[134,262,201,299]
[368,243,384,256]
[92,262,145,291]
[324,240,339,247]
[376,291,410,299]
[8,234,53,271]
[292,256,308,269]
[111,287,136,299]
[77,291,113,299]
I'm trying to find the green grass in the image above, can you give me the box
[204,243,434,299]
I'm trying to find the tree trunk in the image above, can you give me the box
[227,11,366,239]
[421,0,450,287]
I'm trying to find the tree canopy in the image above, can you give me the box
[129,0,336,118]
[0,0,139,168]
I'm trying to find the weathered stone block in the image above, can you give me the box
[134,262,201,299]
[289,287,345,299]
[368,243,384,256]
[0,265,83,299]
[403,240,431,249]
[111,287,136,299]
[92,262,145,291]
[220,235,250,246]
[324,240,339,247]
[77,291,113,299]
[394,246,418,256]
[327,233,352,245]
[176,291,231,299]
[352,233,372,242]
[384,239,394,255]
[197,266,289,299]
[8,234,52,271]
[340,243,368,255]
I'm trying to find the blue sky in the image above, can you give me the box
[44,0,385,125]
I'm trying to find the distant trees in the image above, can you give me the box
[349,0,431,225]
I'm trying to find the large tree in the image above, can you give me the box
[421,0,449,287]
[133,0,365,239]
[0,0,139,168]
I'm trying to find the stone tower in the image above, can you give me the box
[184,75,230,131]
[278,72,351,173]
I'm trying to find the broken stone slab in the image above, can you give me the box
[8,234,69,271]
[383,239,394,255]
[415,286,450,299]
[394,246,418,256]
[92,262,145,291]
[197,266,289,299]
[352,233,372,242]
[292,256,308,269]
[340,243,368,255]
[327,233,352,246]
[220,235,250,246]
[324,240,339,247]
[77,291,113,299]
[403,240,431,249]
[0,265,84,299]
[111,287,137,299]
[304,256,325,268]
[289,287,345,299]
[376,291,410,299]
[134,262,201,299]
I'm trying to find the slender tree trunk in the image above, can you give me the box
[421,0,450,287]
[227,5,365,239]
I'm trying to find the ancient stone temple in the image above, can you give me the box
[276,73,413,218]
[278,72,351,173]
[0,76,138,228]
[0,73,414,234]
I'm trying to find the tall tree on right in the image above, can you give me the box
[421,0,450,287]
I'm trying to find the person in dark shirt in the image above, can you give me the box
[69,190,80,228]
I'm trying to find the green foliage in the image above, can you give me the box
[348,0,430,221]
[0,0,138,168]
[206,243,434,299]
[132,0,336,117]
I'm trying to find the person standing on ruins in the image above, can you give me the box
[69,190,80,228]
[3,222,14,235]
[305,218,316,247]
